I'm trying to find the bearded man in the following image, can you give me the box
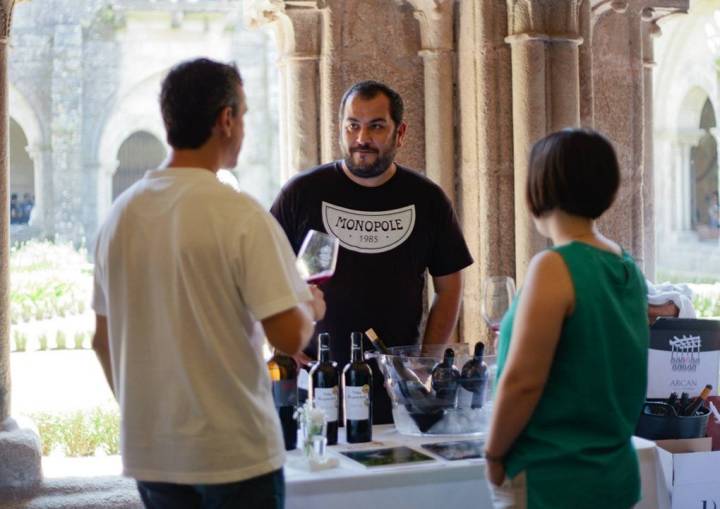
[270,80,473,425]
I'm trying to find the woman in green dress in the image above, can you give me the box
[484,129,649,509]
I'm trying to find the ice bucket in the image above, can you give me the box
[367,344,496,436]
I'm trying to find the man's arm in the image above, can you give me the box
[92,314,115,397]
[262,285,325,355]
[422,271,464,346]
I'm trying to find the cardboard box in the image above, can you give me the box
[648,319,720,399]
[656,437,720,509]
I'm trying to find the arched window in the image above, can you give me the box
[9,118,34,225]
[112,131,167,201]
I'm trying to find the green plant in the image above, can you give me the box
[73,331,85,350]
[32,413,65,456]
[61,411,97,457]
[38,333,48,351]
[90,407,120,455]
[10,240,93,324]
[12,330,27,352]
[55,330,67,350]
[30,407,121,457]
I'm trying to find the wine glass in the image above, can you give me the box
[296,230,339,285]
[481,276,516,334]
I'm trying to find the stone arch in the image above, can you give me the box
[96,72,169,223]
[112,131,167,200]
[677,86,714,131]
[8,84,46,228]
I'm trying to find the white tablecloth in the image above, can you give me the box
[285,426,669,509]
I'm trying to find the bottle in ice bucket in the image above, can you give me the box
[343,332,373,443]
[458,342,489,409]
[267,350,298,450]
[309,333,339,445]
[431,348,460,409]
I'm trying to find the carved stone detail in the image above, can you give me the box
[405,0,453,51]
[507,0,583,37]
[0,1,16,42]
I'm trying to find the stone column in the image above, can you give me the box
[590,0,688,264]
[406,0,455,203]
[247,1,327,180]
[96,158,118,229]
[25,143,50,232]
[457,1,514,346]
[673,129,705,231]
[505,0,583,284]
[711,127,720,197]
[641,14,660,277]
[0,0,42,489]
[50,22,84,244]
[0,0,10,431]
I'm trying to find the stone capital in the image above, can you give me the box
[0,0,17,43]
[244,0,325,58]
[507,0,583,38]
[25,143,50,160]
[404,0,454,51]
[592,0,688,18]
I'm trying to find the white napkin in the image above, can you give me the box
[647,280,696,318]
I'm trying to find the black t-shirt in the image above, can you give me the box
[270,161,474,423]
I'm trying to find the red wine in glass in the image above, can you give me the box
[296,230,339,285]
[306,271,334,285]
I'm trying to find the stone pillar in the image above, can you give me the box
[712,127,720,201]
[505,0,583,284]
[25,143,50,232]
[0,1,10,430]
[591,0,688,264]
[247,2,327,180]
[50,22,84,244]
[406,0,455,203]
[457,1,514,346]
[673,129,705,231]
[0,0,43,489]
[641,14,660,277]
[96,158,118,229]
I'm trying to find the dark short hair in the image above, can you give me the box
[160,58,243,149]
[526,129,620,219]
[339,80,404,127]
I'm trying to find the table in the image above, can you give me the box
[284,426,670,509]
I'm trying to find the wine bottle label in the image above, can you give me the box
[457,386,473,409]
[345,385,370,421]
[272,379,298,407]
[313,387,339,422]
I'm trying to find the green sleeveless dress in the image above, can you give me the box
[496,242,649,509]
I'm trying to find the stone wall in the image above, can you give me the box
[9,0,280,245]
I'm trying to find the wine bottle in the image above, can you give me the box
[309,333,339,445]
[267,350,298,450]
[431,348,460,409]
[343,332,373,443]
[679,392,690,413]
[365,328,445,432]
[458,342,489,409]
[681,384,713,416]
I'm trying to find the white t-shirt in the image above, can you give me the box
[92,167,311,484]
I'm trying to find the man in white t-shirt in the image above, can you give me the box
[92,58,325,509]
